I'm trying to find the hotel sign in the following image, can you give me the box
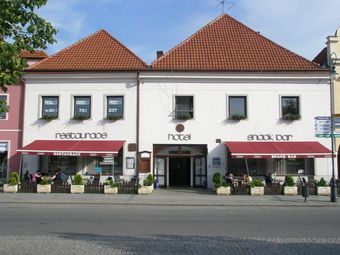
[168,133,191,141]
[247,134,293,141]
[55,132,108,140]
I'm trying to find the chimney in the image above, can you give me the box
[157,51,163,59]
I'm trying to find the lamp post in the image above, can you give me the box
[329,52,338,202]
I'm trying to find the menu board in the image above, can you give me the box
[42,96,59,117]
[107,96,123,117]
[74,96,91,117]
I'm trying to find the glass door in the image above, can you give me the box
[194,157,207,188]
[154,157,166,188]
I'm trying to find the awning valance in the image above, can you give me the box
[224,141,332,159]
[18,140,125,156]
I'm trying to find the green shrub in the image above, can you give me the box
[7,172,19,185]
[72,174,84,185]
[106,115,123,121]
[282,113,301,121]
[40,178,51,185]
[105,178,120,187]
[212,172,223,188]
[316,177,327,187]
[230,114,246,121]
[250,178,264,188]
[72,115,89,121]
[40,115,57,121]
[143,174,154,186]
[285,176,295,186]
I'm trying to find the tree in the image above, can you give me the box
[0,0,57,93]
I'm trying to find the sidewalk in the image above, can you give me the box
[0,189,339,207]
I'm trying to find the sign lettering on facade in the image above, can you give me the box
[55,132,108,140]
[271,155,297,159]
[168,133,191,141]
[53,152,81,156]
[247,134,293,141]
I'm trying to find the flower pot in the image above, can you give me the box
[283,186,297,195]
[138,185,153,195]
[317,186,330,196]
[70,184,84,194]
[216,186,231,195]
[3,184,18,193]
[37,184,51,193]
[104,185,118,194]
[250,186,264,195]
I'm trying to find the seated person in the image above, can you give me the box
[265,172,273,186]
[243,174,252,183]
[224,172,234,185]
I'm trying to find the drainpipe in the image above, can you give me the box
[136,72,140,177]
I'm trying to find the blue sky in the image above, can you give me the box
[37,0,340,64]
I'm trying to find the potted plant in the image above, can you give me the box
[250,178,265,195]
[3,172,19,193]
[70,174,84,193]
[37,177,51,193]
[282,113,301,121]
[212,172,231,195]
[283,176,297,195]
[316,177,330,196]
[104,178,119,194]
[40,115,57,121]
[138,174,154,195]
[229,114,246,121]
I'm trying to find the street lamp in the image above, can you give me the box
[329,52,338,202]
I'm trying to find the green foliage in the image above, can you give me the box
[285,176,295,186]
[212,172,223,188]
[250,178,264,188]
[40,115,57,121]
[0,0,57,91]
[40,177,51,185]
[73,115,90,121]
[143,174,154,186]
[316,177,327,187]
[106,115,123,121]
[282,113,301,121]
[0,99,9,114]
[230,114,246,121]
[72,174,84,185]
[105,178,120,188]
[7,172,19,185]
[176,113,193,120]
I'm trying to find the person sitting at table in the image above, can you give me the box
[224,172,234,186]
[243,174,252,183]
[265,172,273,186]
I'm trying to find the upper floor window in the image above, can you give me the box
[0,95,8,120]
[281,96,300,121]
[74,96,91,120]
[106,96,124,120]
[228,96,247,120]
[175,96,193,120]
[41,96,59,120]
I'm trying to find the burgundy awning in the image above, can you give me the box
[18,140,125,156]
[225,141,332,159]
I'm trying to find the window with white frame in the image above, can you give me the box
[41,96,59,119]
[228,96,247,120]
[73,96,91,120]
[175,96,193,120]
[0,95,8,120]
[281,96,300,120]
[106,96,124,120]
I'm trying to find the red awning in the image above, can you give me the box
[18,140,125,156]
[225,141,332,159]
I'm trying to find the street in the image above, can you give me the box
[0,203,340,254]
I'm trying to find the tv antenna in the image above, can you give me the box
[216,0,240,13]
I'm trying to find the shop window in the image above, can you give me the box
[106,96,124,120]
[41,96,59,120]
[175,96,193,120]
[281,96,300,120]
[0,95,8,120]
[73,96,91,120]
[228,96,247,120]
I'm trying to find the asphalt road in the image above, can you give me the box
[0,204,340,254]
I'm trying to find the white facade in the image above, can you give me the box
[139,72,335,187]
[22,73,138,178]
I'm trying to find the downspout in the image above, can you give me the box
[136,72,140,177]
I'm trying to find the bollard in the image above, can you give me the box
[154,177,159,190]
[302,185,309,202]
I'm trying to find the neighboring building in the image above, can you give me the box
[140,14,333,188]
[313,27,340,178]
[0,51,47,181]
[19,30,147,180]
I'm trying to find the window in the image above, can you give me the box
[281,96,300,120]
[74,96,91,120]
[228,96,247,120]
[41,96,59,119]
[106,96,124,119]
[175,96,193,120]
[0,95,8,120]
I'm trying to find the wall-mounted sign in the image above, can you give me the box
[126,157,135,169]
[55,132,108,140]
[99,156,114,165]
[53,152,81,156]
[247,134,293,141]
[212,157,221,168]
[271,155,297,159]
[168,133,191,141]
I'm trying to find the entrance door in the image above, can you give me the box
[169,157,190,187]
[194,157,207,188]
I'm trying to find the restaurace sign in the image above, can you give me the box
[55,132,108,140]
[247,134,293,141]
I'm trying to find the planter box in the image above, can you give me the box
[104,185,118,194]
[70,185,84,194]
[216,186,231,195]
[3,184,18,193]
[37,184,51,193]
[283,186,297,195]
[138,185,153,195]
[250,186,264,196]
[317,186,330,196]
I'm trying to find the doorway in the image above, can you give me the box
[169,157,191,187]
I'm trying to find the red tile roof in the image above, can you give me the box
[152,14,322,72]
[28,30,147,72]
[21,50,48,59]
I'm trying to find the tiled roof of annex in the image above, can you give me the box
[28,30,148,72]
[22,50,48,59]
[152,14,322,72]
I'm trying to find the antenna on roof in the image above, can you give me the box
[216,0,240,13]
